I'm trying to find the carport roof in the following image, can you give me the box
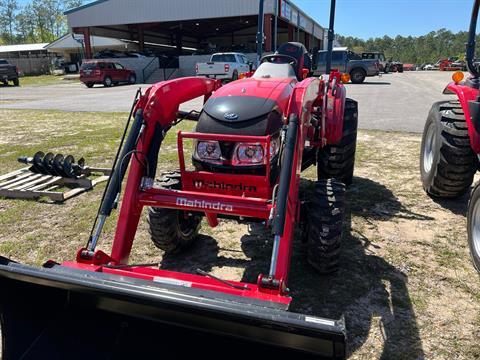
[46,33,128,51]
[0,43,49,53]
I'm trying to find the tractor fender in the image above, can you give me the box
[444,82,480,154]
[325,83,346,145]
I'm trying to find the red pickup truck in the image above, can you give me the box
[80,60,136,88]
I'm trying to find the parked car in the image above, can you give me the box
[423,64,435,70]
[314,49,379,83]
[196,52,252,81]
[0,59,19,86]
[80,61,136,88]
[361,52,391,73]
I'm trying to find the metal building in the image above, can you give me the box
[66,0,325,58]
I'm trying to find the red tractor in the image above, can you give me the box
[420,0,480,274]
[0,2,357,359]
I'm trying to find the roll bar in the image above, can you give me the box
[467,0,480,77]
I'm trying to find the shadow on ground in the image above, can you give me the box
[431,191,470,216]
[350,81,391,86]
[159,176,427,358]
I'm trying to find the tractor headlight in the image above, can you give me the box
[194,140,222,164]
[232,143,264,166]
[231,138,280,166]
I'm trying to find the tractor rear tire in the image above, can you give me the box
[468,181,480,274]
[307,179,346,274]
[317,98,358,186]
[420,100,478,198]
[148,171,202,253]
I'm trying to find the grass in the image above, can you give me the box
[18,74,78,87]
[0,109,479,359]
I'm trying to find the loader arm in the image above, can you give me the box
[110,77,221,264]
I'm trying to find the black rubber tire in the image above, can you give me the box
[85,82,94,88]
[103,76,112,87]
[129,74,137,84]
[306,179,346,274]
[468,181,480,274]
[350,68,366,84]
[148,171,201,253]
[317,98,358,186]
[232,71,238,81]
[12,78,19,86]
[420,100,478,198]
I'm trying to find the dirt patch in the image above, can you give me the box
[0,110,479,359]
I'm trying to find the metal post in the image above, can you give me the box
[256,0,265,66]
[273,0,278,51]
[325,0,337,75]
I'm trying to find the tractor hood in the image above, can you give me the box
[204,78,295,122]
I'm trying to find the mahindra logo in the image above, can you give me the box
[176,197,233,212]
[193,179,257,192]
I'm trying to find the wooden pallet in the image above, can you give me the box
[0,167,111,202]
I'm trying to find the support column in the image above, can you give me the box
[304,32,310,50]
[264,14,272,52]
[288,24,294,42]
[175,33,183,55]
[74,27,92,59]
[138,24,145,51]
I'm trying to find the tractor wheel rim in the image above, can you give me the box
[178,212,195,237]
[423,122,436,173]
[471,198,480,259]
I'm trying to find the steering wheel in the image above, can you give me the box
[260,54,298,68]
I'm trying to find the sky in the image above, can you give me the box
[292,0,474,39]
[16,0,476,40]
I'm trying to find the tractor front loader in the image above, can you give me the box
[420,0,480,273]
[0,1,359,358]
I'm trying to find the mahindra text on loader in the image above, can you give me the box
[420,0,480,274]
[0,1,359,358]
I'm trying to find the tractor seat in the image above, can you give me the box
[252,62,297,79]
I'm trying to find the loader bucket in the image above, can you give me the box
[0,257,346,359]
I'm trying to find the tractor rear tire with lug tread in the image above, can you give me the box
[317,98,358,186]
[307,179,346,274]
[420,100,478,198]
[148,171,201,253]
[468,181,480,274]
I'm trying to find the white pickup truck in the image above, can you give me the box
[196,53,252,81]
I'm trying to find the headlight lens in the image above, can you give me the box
[194,141,222,163]
[232,143,264,166]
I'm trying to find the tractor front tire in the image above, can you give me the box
[317,98,358,186]
[307,179,346,274]
[148,171,201,253]
[420,100,478,198]
[468,181,480,274]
